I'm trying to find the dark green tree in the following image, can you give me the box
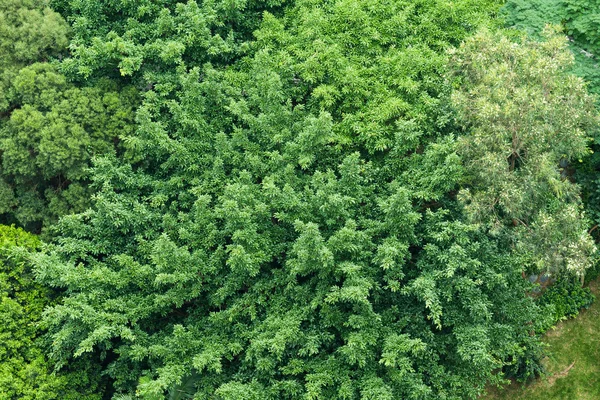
[0,64,137,231]
[0,0,69,110]
[2,0,595,398]
[50,0,289,80]
[0,0,137,232]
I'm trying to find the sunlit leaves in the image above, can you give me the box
[452,29,598,276]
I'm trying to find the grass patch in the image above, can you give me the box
[484,278,600,399]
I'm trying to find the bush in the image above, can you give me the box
[538,275,595,328]
[503,337,547,383]
[584,256,600,284]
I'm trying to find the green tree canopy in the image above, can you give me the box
[50,0,288,80]
[34,1,584,399]
[502,0,600,96]
[0,0,69,110]
[0,0,137,232]
[0,64,137,230]
[500,0,600,245]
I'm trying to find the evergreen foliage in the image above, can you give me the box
[50,0,289,80]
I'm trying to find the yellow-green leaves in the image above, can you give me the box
[0,225,102,399]
[452,29,598,276]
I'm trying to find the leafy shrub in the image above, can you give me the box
[563,0,600,57]
[503,273,595,382]
[538,275,595,327]
[503,336,547,383]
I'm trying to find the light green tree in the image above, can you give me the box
[451,29,598,278]
[0,225,102,399]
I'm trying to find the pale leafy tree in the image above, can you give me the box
[451,29,598,279]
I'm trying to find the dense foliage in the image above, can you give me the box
[0,0,137,232]
[501,0,600,264]
[452,29,597,277]
[0,0,69,110]
[0,225,102,399]
[538,275,595,326]
[502,0,600,95]
[1,65,137,231]
[1,0,599,399]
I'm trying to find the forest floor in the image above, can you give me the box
[484,278,600,399]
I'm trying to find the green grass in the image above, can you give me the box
[484,279,600,400]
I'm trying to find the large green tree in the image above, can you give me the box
[34,1,580,399]
[50,0,289,81]
[0,0,595,399]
